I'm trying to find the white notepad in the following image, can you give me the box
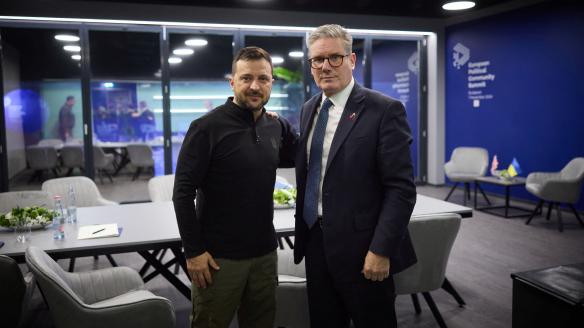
[77,223,120,240]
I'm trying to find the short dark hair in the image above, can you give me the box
[231,46,273,75]
[66,96,75,101]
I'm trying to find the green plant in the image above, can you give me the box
[0,206,55,227]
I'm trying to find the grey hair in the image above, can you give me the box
[307,24,353,55]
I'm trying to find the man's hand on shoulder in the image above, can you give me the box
[265,111,279,119]
[187,251,220,289]
[362,251,390,282]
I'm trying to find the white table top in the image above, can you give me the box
[0,194,471,258]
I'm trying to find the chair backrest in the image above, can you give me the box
[61,145,84,168]
[446,147,489,176]
[0,190,53,214]
[42,176,115,207]
[394,213,461,295]
[38,139,64,147]
[127,144,154,167]
[0,255,26,327]
[561,157,584,181]
[148,175,175,202]
[26,146,58,169]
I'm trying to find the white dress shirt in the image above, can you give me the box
[306,78,355,216]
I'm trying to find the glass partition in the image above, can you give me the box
[1,27,82,189]
[167,33,234,172]
[371,40,419,178]
[89,30,163,180]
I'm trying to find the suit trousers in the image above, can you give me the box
[304,223,397,328]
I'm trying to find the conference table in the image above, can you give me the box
[0,194,472,300]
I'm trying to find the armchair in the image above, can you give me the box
[394,213,462,328]
[25,246,175,328]
[525,157,584,232]
[444,147,491,206]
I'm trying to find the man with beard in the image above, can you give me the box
[173,46,297,328]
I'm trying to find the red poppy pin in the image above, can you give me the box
[349,112,356,121]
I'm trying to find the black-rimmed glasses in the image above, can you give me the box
[308,54,349,69]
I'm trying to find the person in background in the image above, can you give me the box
[132,101,156,141]
[173,46,297,328]
[58,96,75,141]
[293,24,417,327]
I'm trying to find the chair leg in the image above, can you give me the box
[66,168,73,176]
[106,254,118,267]
[525,200,544,225]
[441,277,465,306]
[556,203,564,232]
[546,202,553,221]
[568,204,584,227]
[463,183,470,206]
[132,167,142,181]
[476,183,491,205]
[411,293,422,314]
[422,292,448,328]
[444,183,459,201]
[68,257,76,272]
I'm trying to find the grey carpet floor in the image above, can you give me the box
[14,179,584,328]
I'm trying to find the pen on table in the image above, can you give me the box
[92,228,105,235]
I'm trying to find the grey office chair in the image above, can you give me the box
[0,255,35,328]
[148,174,175,202]
[525,157,584,232]
[394,213,462,328]
[444,147,491,206]
[275,248,309,328]
[127,144,154,181]
[0,190,53,214]
[60,145,84,176]
[25,246,175,328]
[42,176,118,271]
[93,146,115,183]
[26,145,59,182]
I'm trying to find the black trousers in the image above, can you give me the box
[304,223,397,328]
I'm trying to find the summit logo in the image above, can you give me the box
[453,43,470,69]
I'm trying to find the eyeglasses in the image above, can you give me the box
[308,54,349,69]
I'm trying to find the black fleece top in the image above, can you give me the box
[173,98,297,259]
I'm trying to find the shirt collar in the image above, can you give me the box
[320,77,355,109]
[225,97,265,121]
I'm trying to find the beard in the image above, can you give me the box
[235,91,270,112]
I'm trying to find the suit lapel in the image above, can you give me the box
[325,84,366,172]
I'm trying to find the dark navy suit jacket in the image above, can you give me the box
[294,83,417,282]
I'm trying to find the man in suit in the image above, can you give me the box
[294,24,417,327]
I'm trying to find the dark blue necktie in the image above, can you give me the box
[304,98,333,228]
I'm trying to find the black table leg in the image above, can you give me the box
[138,250,190,299]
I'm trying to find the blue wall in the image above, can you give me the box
[446,2,584,210]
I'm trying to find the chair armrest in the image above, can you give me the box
[96,197,119,206]
[69,266,144,304]
[444,161,455,176]
[276,279,309,328]
[538,179,583,203]
[526,172,560,185]
[86,290,175,328]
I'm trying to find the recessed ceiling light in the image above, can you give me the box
[103,82,114,88]
[272,56,284,65]
[168,57,182,64]
[55,34,80,42]
[185,38,208,47]
[63,45,81,52]
[442,1,476,11]
[173,48,195,56]
[71,55,81,60]
[288,51,304,58]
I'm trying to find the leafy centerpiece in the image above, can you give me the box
[273,188,297,208]
[0,206,55,229]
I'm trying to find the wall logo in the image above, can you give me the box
[453,43,470,69]
[408,51,419,74]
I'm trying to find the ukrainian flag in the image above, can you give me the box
[507,158,522,177]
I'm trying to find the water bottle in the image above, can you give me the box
[52,195,65,240]
[67,184,77,224]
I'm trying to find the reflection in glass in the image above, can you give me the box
[89,31,163,177]
[168,33,234,172]
[1,27,82,189]
[245,35,305,130]
[372,40,419,178]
